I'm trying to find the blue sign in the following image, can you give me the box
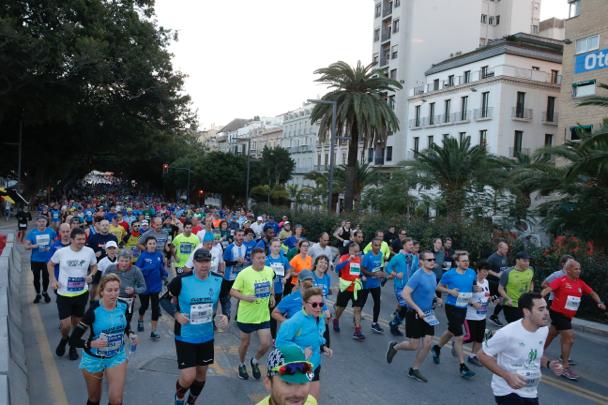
[575,48,608,74]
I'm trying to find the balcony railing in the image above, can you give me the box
[383,1,392,17]
[512,107,533,121]
[409,118,422,129]
[474,107,493,121]
[381,28,391,42]
[542,111,559,125]
[380,54,390,67]
[509,147,531,157]
[456,110,471,122]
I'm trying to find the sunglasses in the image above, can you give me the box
[272,361,313,376]
[307,301,324,308]
[424,258,436,262]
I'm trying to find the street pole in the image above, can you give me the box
[17,119,22,193]
[246,137,251,210]
[186,168,191,205]
[308,99,337,213]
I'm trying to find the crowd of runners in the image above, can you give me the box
[13,193,606,405]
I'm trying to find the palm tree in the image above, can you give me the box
[404,136,500,222]
[310,61,402,212]
[333,162,380,208]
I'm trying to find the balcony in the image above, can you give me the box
[380,53,390,67]
[542,111,559,126]
[381,27,391,42]
[423,115,441,127]
[509,147,531,157]
[409,118,422,130]
[455,110,471,123]
[512,107,533,122]
[382,1,392,17]
[474,107,493,121]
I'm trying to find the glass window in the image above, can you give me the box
[513,131,523,155]
[413,137,420,154]
[575,35,599,54]
[495,15,500,25]
[480,130,487,149]
[386,146,393,161]
[390,69,397,80]
[374,29,380,42]
[464,70,471,83]
[428,135,434,147]
[375,3,381,18]
[544,134,553,146]
[391,44,398,59]
[569,0,581,18]
[393,19,400,33]
[481,14,487,23]
[459,132,466,144]
[572,80,596,97]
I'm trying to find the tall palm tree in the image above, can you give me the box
[310,61,402,212]
[333,162,380,208]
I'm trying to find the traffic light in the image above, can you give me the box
[162,163,169,175]
[198,189,204,196]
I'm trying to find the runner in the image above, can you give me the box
[276,287,332,400]
[86,219,118,304]
[266,238,291,339]
[463,260,492,367]
[138,216,170,255]
[257,346,318,405]
[478,292,552,404]
[68,273,136,405]
[308,232,334,264]
[386,237,418,336]
[499,252,534,323]
[272,270,322,324]
[230,247,275,380]
[340,229,364,256]
[104,249,147,328]
[47,227,98,361]
[311,255,332,347]
[360,237,387,334]
[135,236,168,340]
[97,241,118,276]
[16,205,32,243]
[286,240,312,296]
[333,242,364,340]
[391,229,408,255]
[431,251,477,379]
[172,220,200,275]
[385,250,441,383]
[256,224,276,255]
[488,241,510,327]
[221,229,248,319]
[160,248,228,405]
[48,223,72,295]
[24,216,57,303]
[541,259,606,380]
[363,231,391,261]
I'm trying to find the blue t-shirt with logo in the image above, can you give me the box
[406,268,437,312]
[266,254,290,295]
[439,268,476,307]
[312,272,331,298]
[362,250,384,289]
[50,209,61,223]
[26,228,57,262]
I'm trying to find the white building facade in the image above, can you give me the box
[407,34,563,158]
[371,0,542,165]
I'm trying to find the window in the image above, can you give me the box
[495,15,500,25]
[459,132,466,144]
[551,69,560,84]
[575,35,599,55]
[447,75,455,86]
[513,131,523,156]
[516,91,526,117]
[428,136,434,147]
[461,96,468,120]
[463,70,471,84]
[544,134,553,146]
[342,153,346,164]
[394,0,400,7]
[367,148,373,163]
[532,66,540,71]
[481,65,492,78]
[433,79,440,90]
[570,125,591,141]
[390,68,397,80]
[572,80,596,97]
[373,53,379,64]
[569,0,581,18]
[546,96,556,121]
[375,3,382,18]
[391,44,398,59]
[531,25,539,34]
[444,99,451,122]
[429,103,436,124]
[325,153,329,166]
[481,14,487,23]
[481,91,490,117]
[386,146,393,162]
[388,95,395,109]
[415,105,421,127]
[413,137,420,154]
[443,134,449,143]
[480,130,487,149]
[317,154,321,166]
[374,28,380,42]
[489,16,494,25]
[393,19,400,33]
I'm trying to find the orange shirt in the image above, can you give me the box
[289,254,313,285]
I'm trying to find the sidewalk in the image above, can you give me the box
[572,317,608,337]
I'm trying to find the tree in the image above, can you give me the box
[333,162,380,208]
[361,168,415,215]
[257,146,295,185]
[310,61,402,212]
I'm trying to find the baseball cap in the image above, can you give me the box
[202,232,215,243]
[193,248,212,262]
[283,221,290,225]
[257,216,263,221]
[266,346,313,384]
[515,251,531,260]
[298,269,314,282]
[105,241,118,249]
[141,219,149,226]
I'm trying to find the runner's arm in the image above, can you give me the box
[335,259,349,274]
[68,309,94,349]
[159,278,181,317]
[134,269,147,295]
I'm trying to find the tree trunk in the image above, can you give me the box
[344,127,359,212]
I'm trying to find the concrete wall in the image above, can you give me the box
[0,233,30,405]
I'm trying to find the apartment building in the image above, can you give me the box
[407,33,563,158]
[371,0,541,165]
[557,0,608,143]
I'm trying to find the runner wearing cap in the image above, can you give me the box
[257,346,317,405]
[230,247,275,380]
[251,216,265,239]
[160,248,228,405]
[541,259,606,380]
[499,252,534,323]
[97,240,118,276]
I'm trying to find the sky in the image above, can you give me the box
[154,0,570,130]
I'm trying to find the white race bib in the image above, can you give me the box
[423,310,439,326]
[349,262,361,276]
[254,281,271,299]
[516,368,542,393]
[190,303,213,325]
[36,234,51,250]
[271,262,285,277]
[565,295,581,311]
[97,332,124,357]
[456,292,473,308]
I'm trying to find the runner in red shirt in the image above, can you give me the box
[332,242,365,340]
[541,259,605,380]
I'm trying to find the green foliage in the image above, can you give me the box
[258,146,295,185]
[361,169,416,215]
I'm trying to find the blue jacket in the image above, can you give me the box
[135,251,167,294]
[276,309,326,370]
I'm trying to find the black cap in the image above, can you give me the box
[515,251,530,260]
[193,248,212,262]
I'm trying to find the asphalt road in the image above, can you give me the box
[2,228,605,405]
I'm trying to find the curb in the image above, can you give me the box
[572,318,608,337]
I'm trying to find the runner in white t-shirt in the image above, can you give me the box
[478,292,559,404]
[463,260,492,367]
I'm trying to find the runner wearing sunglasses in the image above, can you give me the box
[276,287,332,401]
[257,346,318,405]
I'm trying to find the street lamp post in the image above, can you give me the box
[245,137,251,211]
[308,99,337,213]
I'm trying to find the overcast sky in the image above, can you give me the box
[154,0,570,129]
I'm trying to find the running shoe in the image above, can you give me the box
[250,358,261,380]
[150,331,160,341]
[489,315,504,327]
[55,338,68,357]
[561,367,578,381]
[389,325,404,336]
[68,346,79,361]
[467,355,483,367]
[238,364,249,380]
[137,319,144,332]
[371,323,384,334]
[386,341,398,364]
[460,364,475,379]
[560,356,576,366]
[42,292,51,303]
[408,368,428,383]
[431,345,441,364]
[33,294,41,304]
[548,360,564,376]
[332,318,340,333]
[352,330,366,341]
[175,395,185,405]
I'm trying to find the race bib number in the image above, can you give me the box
[271,263,285,277]
[190,303,213,325]
[423,310,439,326]
[476,302,488,315]
[118,297,134,313]
[254,281,271,299]
[18,223,27,229]
[97,332,124,357]
[516,368,541,392]
[456,292,473,308]
[67,277,86,292]
[179,243,193,254]
[36,234,51,250]
[565,295,581,311]
[349,262,361,276]
[371,266,382,273]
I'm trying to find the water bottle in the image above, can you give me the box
[129,334,137,353]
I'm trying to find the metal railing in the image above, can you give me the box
[474,107,493,120]
[383,0,392,17]
[509,147,531,157]
[542,111,559,125]
[512,107,533,121]
[381,27,391,42]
